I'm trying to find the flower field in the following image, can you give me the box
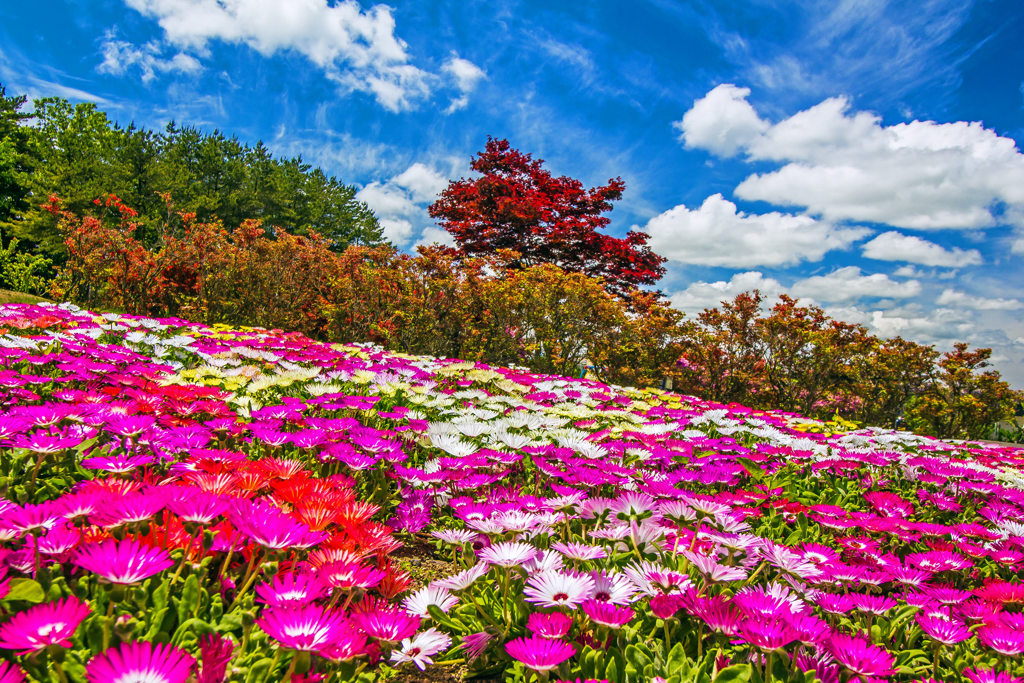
[0,303,1022,683]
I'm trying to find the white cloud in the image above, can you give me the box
[669,271,783,314]
[356,162,451,247]
[415,226,456,249]
[831,305,974,343]
[674,84,767,157]
[643,193,867,268]
[861,231,982,267]
[936,289,1024,311]
[392,163,449,204]
[791,266,921,303]
[442,56,486,113]
[679,86,1024,230]
[98,36,203,83]
[116,0,433,111]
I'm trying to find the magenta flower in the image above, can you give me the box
[691,595,742,636]
[462,631,494,660]
[581,599,634,628]
[505,635,575,672]
[86,641,195,683]
[255,571,328,608]
[527,612,573,639]
[72,538,174,584]
[260,603,353,652]
[963,669,1024,683]
[738,617,799,651]
[166,490,228,524]
[649,594,685,619]
[916,614,971,645]
[0,661,24,683]
[197,634,234,683]
[977,624,1024,656]
[230,500,327,550]
[352,607,421,643]
[825,633,898,677]
[0,596,91,654]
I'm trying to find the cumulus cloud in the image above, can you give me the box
[677,86,1024,230]
[669,271,783,314]
[829,305,974,343]
[643,193,867,268]
[415,226,456,249]
[791,266,921,303]
[936,289,1024,311]
[674,84,767,157]
[356,162,451,246]
[98,36,202,82]
[110,0,477,111]
[442,56,486,113]
[391,163,449,204]
[861,231,982,267]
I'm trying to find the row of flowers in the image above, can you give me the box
[0,303,1021,682]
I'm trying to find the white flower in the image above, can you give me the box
[390,628,452,670]
[403,586,458,617]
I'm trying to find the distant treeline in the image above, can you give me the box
[0,84,383,261]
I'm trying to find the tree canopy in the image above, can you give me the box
[428,137,666,297]
[0,85,383,260]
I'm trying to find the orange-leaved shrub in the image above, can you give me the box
[47,196,1021,439]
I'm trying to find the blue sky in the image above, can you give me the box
[3,0,1024,384]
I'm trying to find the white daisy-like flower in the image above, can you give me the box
[478,542,538,567]
[433,562,490,591]
[390,628,452,670]
[403,586,459,617]
[523,570,596,609]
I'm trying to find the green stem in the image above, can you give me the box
[283,652,298,681]
[230,548,263,609]
[102,598,115,651]
[264,647,283,683]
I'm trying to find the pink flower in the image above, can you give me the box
[527,612,573,639]
[825,633,898,678]
[0,597,90,654]
[255,571,328,608]
[581,600,634,628]
[197,634,234,683]
[86,641,195,683]
[352,606,421,643]
[505,635,575,672]
[916,614,971,646]
[257,604,352,651]
[977,624,1024,656]
[0,661,24,683]
[71,538,174,584]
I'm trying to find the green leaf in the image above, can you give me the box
[606,657,619,683]
[736,457,765,480]
[666,641,687,673]
[143,607,169,640]
[5,578,44,603]
[244,657,275,683]
[151,580,170,611]
[427,604,463,632]
[176,574,200,625]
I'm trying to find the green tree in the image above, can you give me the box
[906,343,1019,440]
[0,84,38,225]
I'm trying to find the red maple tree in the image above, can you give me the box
[428,137,666,296]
